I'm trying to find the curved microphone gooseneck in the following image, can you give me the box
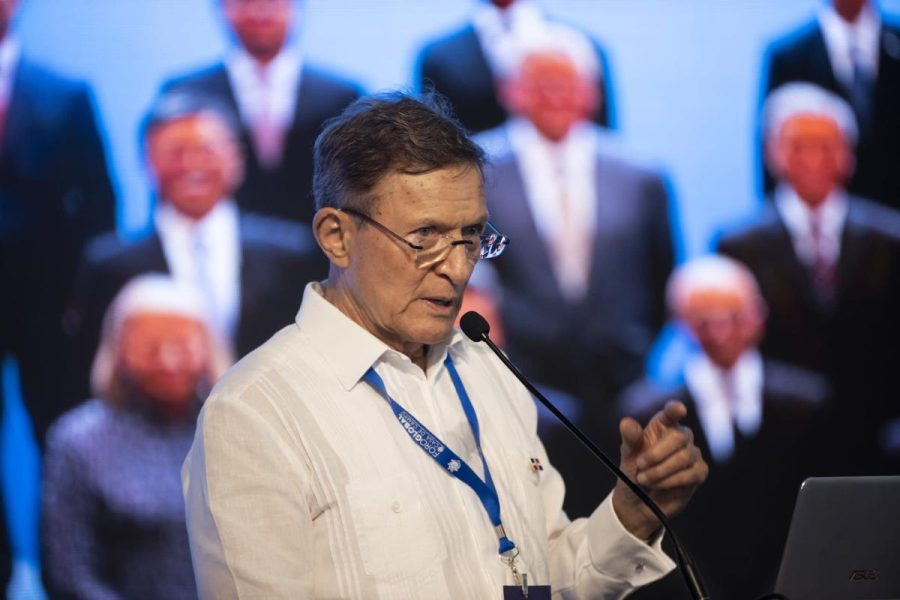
[459,310,710,600]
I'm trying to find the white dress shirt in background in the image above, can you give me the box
[226,47,302,167]
[685,350,764,464]
[155,199,241,340]
[818,3,881,87]
[472,0,546,77]
[183,282,675,599]
[774,185,848,269]
[508,117,597,298]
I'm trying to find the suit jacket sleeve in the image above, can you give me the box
[60,84,116,237]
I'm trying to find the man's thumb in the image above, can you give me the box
[619,416,644,458]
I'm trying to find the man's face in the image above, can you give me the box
[834,0,867,22]
[147,113,242,219]
[507,53,597,142]
[223,0,292,63]
[770,114,852,207]
[341,166,487,356]
[682,287,763,370]
[117,313,210,412]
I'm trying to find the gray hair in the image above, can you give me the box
[666,255,765,318]
[494,21,601,82]
[762,82,858,146]
[91,274,233,404]
[313,90,485,213]
[139,90,242,149]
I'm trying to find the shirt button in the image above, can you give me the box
[391,501,402,513]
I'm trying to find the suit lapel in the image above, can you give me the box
[585,154,620,303]
[214,62,263,171]
[461,25,496,90]
[491,152,565,304]
[2,60,39,165]
[834,200,868,303]
[681,387,715,462]
[767,207,824,312]
[209,63,242,116]
[146,234,171,273]
[811,24,842,93]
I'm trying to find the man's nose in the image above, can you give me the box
[435,243,476,283]
[176,146,212,170]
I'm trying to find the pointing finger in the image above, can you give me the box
[648,400,688,432]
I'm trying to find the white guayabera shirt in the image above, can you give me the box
[183,282,675,599]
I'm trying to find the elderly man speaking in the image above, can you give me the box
[183,92,707,599]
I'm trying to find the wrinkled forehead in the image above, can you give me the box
[368,163,486,212]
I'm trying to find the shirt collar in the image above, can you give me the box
[472,0,543,39]
[294,282,467,391]
[818,3,881,81]
[154,198,238,240]
[507,116,597,164]
[226,45,302,86]
[774,184,848,240]
[819,1,881,41]
[685,349,764,432]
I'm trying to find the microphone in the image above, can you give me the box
[459,311,710,600]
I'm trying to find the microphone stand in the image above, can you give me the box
[474,329,710,600]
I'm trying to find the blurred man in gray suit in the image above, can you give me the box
[478,26,675,517]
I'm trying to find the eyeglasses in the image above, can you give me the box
[340,208,509,268]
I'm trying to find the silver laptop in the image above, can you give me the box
[775,476,900,600]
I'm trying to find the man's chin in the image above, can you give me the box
[415,319,458,347]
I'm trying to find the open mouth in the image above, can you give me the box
[423,297,455,309]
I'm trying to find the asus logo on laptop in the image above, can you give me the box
[848,569,879,582]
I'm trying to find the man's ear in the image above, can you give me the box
[498,77,521,114]
[313,208,353,269]
[764,136,784,179]
[839,142,857,180]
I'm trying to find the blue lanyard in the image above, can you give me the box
[362,355,517,557]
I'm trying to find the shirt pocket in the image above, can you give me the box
[344,473,448,580]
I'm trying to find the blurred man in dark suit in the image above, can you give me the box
[0,0,116,437]
[479,28,675,516]
[620,255,828,600]
[0,0,115,588]
[720,82,900,475]
[415,0,615,133]
[64,92,327,409]
[760,0,900,209]
[161,0,361,225]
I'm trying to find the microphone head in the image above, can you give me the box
[460,311,490,342]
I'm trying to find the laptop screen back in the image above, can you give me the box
[775,476,900,600]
